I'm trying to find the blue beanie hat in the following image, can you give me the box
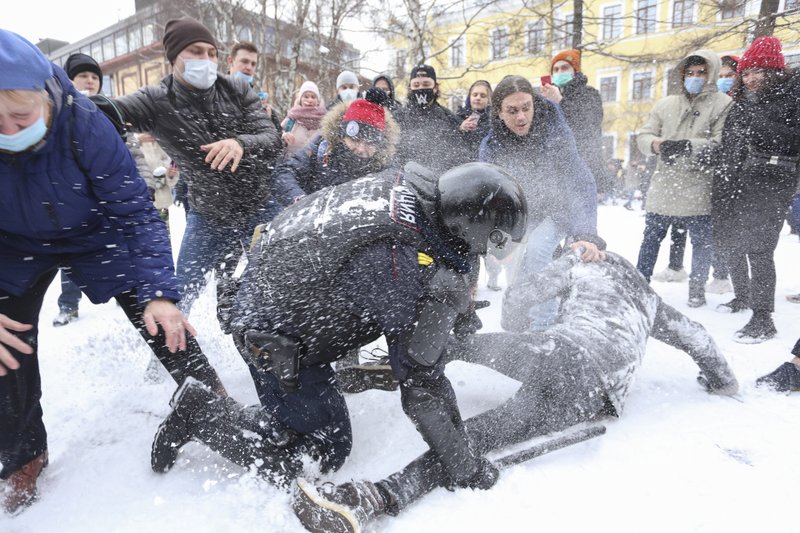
[0,29,53,91]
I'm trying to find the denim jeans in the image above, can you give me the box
[502,217,565,330]
[177,199,283,313]
[637,213,712,295]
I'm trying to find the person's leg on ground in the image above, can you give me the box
[53,269,82,326]
[636,213,671,282]
[685,216,713,307]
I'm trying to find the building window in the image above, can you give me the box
[129,25,142,51]
[602,134,616,161]
[450,36,465,67]
[491,27,509,60]
[603,5,623,40]
[142,21,155,45]
[102,35,115,61]
[636,0,658,33]
[555,14,575,49]
[786,0,800,10]
[672,0,695,27]
[632,71,654,101]
[720,0,746,17]
[527,20,545,54]
[91,40,103,62]
[600,76,619,102]
[114,31,128,57]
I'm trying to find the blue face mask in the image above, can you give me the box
[182,59,218,90]
[684,76,705,95]
[716,78,734,93]
[0,115,48,153]
[552,73,573,88]
[233,70,254,84]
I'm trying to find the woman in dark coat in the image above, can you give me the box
[713,36,800,343]
[456,80,493,158]
[541,49,611,196]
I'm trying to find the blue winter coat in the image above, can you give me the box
[478,94,597,235]
[0,66,179,304]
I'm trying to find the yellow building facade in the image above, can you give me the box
[394,0,800,163]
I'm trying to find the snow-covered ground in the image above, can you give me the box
[3,202,799,533]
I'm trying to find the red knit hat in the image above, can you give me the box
[551,49,581,73]
[342,98,386,142]
[738,37,785,73]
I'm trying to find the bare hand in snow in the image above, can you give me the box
[143,299,197,353]
[0,314,34,376]
[201,138,244,172]
[570,241,605,262]
[540,84,562,104]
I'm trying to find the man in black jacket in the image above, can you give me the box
[115,18,300,313]
[394,65,466,173]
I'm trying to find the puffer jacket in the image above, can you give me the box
[273,101,400,194]
[0,66,178,304]
[636,49,732,216]
[479,94,597,235]
[115,73,298,220]
[559,73,611,194]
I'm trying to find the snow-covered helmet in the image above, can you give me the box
[436,162,527,255]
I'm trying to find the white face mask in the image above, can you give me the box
[181,59,218,90]
[339,88,358,103]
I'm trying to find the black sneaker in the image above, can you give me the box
[52,309,78,327]
[756,362,800,392]
[716,298,749,313]
[734,315,777,344]
[293,478,386,533]
[336,356,398,394]
[687,295,706,308]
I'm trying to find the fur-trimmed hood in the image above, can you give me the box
[319,100,400,165]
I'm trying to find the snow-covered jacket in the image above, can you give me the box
[479,94,597,235]
[115,73,298,221]
[137,136,179,210]
[0,66,178,304]
[273,101,400,194]
[503,251,737,413]
[636,49,732,217]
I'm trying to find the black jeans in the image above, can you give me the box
[0,269,222,479]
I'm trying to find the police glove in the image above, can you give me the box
[697,371,739,396]
[452,300,490,339]
[660,139,692,165]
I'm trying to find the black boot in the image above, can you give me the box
[716,298,749,313]
[687,285,706,308]
[152,378,297,481]
[734,311,777,344]
[756,362,800,392]
[293,477,387,533]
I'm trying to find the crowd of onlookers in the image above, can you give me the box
[2,17,800,516]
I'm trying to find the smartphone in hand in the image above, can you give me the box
[283,118,296,132]
[540,75,552,86]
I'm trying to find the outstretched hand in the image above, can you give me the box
[0,314,34,376]
[200,138,244,172]
[570,241,606,262]
[143,299,197,353]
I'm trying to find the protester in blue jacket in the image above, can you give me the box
[0,29,224,514]
[478,75,601,332]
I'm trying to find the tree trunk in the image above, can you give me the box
[572,0,583,49]
[753,0,780,38]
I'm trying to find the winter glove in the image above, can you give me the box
[697,371,739,396]
[447,457,499,491]
[660,139,692,165]
[452,300,489,339]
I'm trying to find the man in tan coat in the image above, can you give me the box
[635,49,732,307]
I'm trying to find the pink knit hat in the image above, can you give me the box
[294,81,324,107]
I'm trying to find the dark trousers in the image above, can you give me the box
[56,269,82,312]
[637,213,712,295]
[0,269,223,479]
[668,222,729,279]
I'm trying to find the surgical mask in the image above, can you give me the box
[0,115,48,153]
[409,88,436,108]
[552,73,573,88]
[182,59,218,90]
[233,71,254,84]
[339,88,358,103]
[716,78,734,93]
[684,76,705,95]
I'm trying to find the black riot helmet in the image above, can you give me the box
[436,162,527,255]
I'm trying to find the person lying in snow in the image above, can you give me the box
[756,337,800,392]
[292,248,740,533]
